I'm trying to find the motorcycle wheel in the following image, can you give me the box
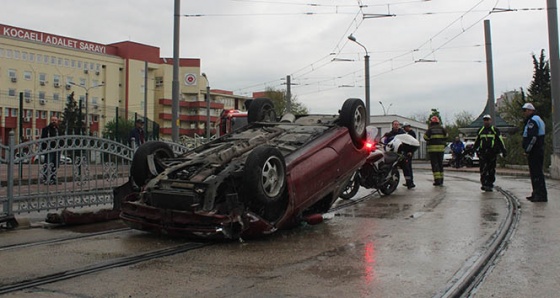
[379,167,400,195]
[339,173,359,200]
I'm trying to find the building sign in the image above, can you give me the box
[0,24,117,55]
[184,73,197,86]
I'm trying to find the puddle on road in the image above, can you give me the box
[335,203,412,219]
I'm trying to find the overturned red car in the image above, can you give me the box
[115,98,369,240]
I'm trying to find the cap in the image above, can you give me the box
[430,116,440,123]
[402,122,411,127]
[135,119,145,123]
[522,103,535,110]
[483,114,491,119]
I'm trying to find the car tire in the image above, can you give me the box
[339,172,359,200]
[248,98,276,123]
[339,98,367,149]
[244,145,287,205]
[130,141,174,187]
[379,167,400,195]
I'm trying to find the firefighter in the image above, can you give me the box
[521,103,547,202]
[423,116,447,186]
[473,114,507,192]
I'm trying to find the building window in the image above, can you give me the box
[8,89,16,97]
[41,111,47,119]
[155,77,163,87]
[6,49,12,58]
[53,93,60,101]
[77,61,82,69]
[11,108,18,117]
[14,50,20,59]
[92,80,99,87]
[80,78,86,86]
[0,48,4,57]
[39,73,46,84]
[66,76,74,85]
[24,90,31,100]
[37,54,42,62]
[22,52,28,61]
[71,60,76,68]
[25,128,31,138]
[53,75,60,85]
[9,69,17,78]
[44,55,49,64]
[51,56,56,64]
[29,53,34,62]
[64,59,69,67]
[39,91,45,100]
[58,57,63,66]
[24,71,32,80]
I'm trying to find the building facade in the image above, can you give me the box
[0,23,249,144]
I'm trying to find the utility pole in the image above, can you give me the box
[547,0,560,178]
[171,0,180,142]
[286,75,292,113]
[484,20,496,120]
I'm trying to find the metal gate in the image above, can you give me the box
[0,131,189,224]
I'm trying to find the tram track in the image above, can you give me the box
[0,227,131,252]
[0,241,210,295]
[434,178,521,298]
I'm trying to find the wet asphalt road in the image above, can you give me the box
[0,167,558,297]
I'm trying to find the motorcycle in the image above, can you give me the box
[340,134,420,199]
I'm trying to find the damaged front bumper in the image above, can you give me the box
[120,201,277,240]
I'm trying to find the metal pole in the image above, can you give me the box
[144,60,148,136]
[206,85,211,139]
[286,75,292,113]
[547,0,560,178]
[484,20,496,120]
[365,54,371,125]
[85,91,89,135]
[171,0,181,142]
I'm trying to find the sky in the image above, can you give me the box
[1,0,551,124]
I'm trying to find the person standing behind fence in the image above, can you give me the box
[521,103,547,202]
[129,119,146,147]
[40,116,61,184]
[424,115,447,186]
[474,114,506,192]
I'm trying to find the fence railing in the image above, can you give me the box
[0,131,190,223]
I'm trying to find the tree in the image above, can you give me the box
[262,87,309,115]
[527,49,552,121]
[426,108,442,125]
[446,111,474,141]
[102,117,134,143]
[60,92,83,135]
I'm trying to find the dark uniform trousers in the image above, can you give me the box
[402,154,413,186]
[479,152,497,188]
[528,148,547,198]
[429,152,444,184]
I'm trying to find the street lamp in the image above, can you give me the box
[348,34,371,125]
[379,101,393,116]
[201,73,211,139]
[69,82,104,135]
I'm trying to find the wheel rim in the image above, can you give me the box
[261,156,285,197]
[353,105,366,136]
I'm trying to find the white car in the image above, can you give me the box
[32,154,73,164]
[443,142,479,167]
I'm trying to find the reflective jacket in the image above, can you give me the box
[522,114,545,153]
[474,125,506,156]
[423,123,447,153]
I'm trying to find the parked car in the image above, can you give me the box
[443,142,479,167]
[115,98,370,240]
[32,154,73,164]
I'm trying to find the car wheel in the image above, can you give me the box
[248,98,276,123]
[339,98,367,148]
[244,145,287,205]
[379,167,400,195]
[339,171,359,200]
[130,141,174,187]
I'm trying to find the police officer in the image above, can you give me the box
[424,116,447,186]
[521,103,547,202]
[401,122,416,189]
[473,114,507,192]
[382,120,405,144]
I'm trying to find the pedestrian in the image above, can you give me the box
[129,119,146,147]
[424,115,447,186]
[40,116,61,184]
[450,136,465,168]
[473,114,507,192]
[521,103,548,202]
[401,122,416,189]
[382,120,405,145]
